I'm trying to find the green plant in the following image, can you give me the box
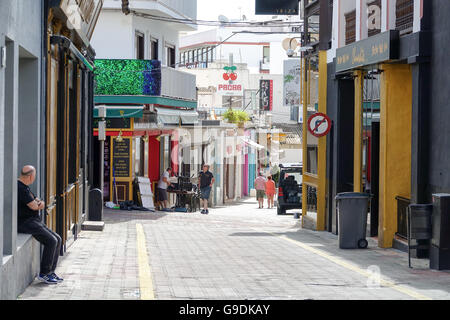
[222,109,250,124]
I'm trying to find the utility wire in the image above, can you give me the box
[130,10,309,27]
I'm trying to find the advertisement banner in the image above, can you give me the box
[217,65,243,96]
[259,79,273,111]
[255,0,299,15]
[283,59,301,108]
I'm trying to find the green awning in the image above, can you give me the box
[93,105,144,118]
[94,95,197,109]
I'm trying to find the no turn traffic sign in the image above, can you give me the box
[307,112,331,137]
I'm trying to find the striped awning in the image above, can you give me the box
[156,107,199,125]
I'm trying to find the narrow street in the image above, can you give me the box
[19,199,450,300]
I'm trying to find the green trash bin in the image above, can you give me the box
[335,192,371,249]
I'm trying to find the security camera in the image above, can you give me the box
[286,48,295,57]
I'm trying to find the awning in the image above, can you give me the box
[93,105,144,118]
[50,35,94,71]
[240,137,265,150]
[156,107,199,125]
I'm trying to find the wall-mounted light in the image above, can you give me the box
[142,133,149,143]
[116,130,124,142]
[1,47,6,68]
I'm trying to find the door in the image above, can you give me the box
[46,50,59,232]
[369,120,380,236]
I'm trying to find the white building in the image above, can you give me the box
[179,24,302,164]
[90,0,201,206]
[92,0,197,63]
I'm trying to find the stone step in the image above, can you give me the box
[81,221,105,231]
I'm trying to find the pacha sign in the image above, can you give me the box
[218,65,243,96]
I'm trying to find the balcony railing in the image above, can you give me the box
[94,59,161,96]
[396,196,410,239]
[161,66,196,101]
[94,59,196,102]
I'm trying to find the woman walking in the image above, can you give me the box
[265,175,276,209]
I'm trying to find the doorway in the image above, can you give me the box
[362,69,381,237]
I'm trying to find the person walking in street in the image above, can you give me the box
[198,164,214,214]
[269,162,280,186]
[254,172,267,209]
[17,165,63,285]
[157,168,172,211]
[265,175,276,209]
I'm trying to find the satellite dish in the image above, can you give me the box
[218,15,229,24]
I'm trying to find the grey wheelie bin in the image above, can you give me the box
[335,192,371,249]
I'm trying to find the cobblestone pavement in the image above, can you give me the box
[19,198,450,300]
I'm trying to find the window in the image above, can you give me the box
[396,0,414,35]
[209,47,215,62]
[135,31,145,59]
[165,43,175,68]
[263,46,270,64]
[345,10,356,45]
[150,37,158,60]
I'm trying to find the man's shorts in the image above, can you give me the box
[200,186,211,200]
[157,188,168,201]
[256,190,265,199]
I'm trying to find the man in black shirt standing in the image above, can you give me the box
[198,164,214,214]
[18,165,63,285]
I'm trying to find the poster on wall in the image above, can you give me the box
[259,79,273,111]
[113,138,131,178]
[283,59,301,108]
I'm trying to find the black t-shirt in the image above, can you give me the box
[18,181,39,224]
[199,171,214,188]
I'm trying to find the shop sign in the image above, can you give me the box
[112,138,131,178]
[255,0,299,15]
[217,65,243,96]
[335,30,399,73]
[260,79,273,111]
[307,112,331,138]
[93,118,132,129]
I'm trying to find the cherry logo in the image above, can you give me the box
[223,66,237,81]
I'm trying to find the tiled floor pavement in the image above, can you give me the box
[19,198,450,300]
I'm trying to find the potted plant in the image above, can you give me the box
[222,109,250,127]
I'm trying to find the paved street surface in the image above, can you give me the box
[19,198,450,300]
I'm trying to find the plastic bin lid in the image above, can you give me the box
[335,192,371,200]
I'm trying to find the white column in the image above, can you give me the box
[356,0,362,41]
[413,0,422,33]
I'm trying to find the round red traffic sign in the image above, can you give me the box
[307,112,331,137]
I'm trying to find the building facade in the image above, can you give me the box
[0,0,44,300]
[304,0,450,264]
[0,0,104,299]
[90,0,200,205]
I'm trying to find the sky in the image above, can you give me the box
[195,0,276,32]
